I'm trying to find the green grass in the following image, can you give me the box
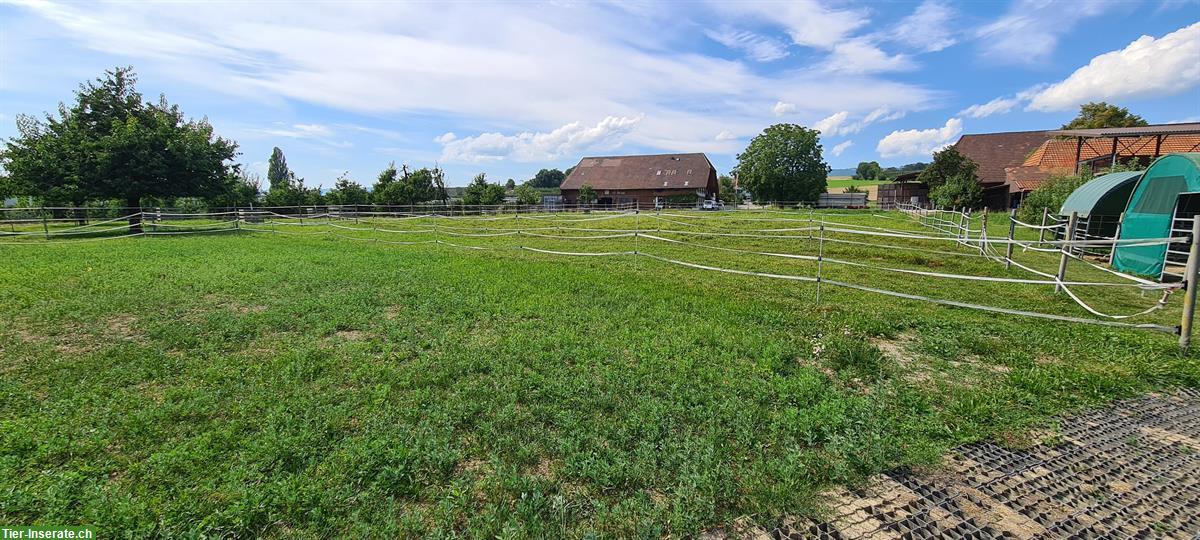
[1,210,1196,537]
[826,177,887,189]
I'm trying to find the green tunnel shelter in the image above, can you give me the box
[1112,153,1200,278]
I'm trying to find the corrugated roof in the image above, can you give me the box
[1059,171,1143,217]
[560,153,717,191]
[1049,123,1200,137]
[953,131,1051,185]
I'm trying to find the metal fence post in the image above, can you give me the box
[815,224,825,305]
[1005,208,1017,269]
[1179,216,1200,349]
[1055,211,1078,293]
[1109,212,1125,265]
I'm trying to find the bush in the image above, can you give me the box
[1018,174,1087,223]
[928,173,982,209]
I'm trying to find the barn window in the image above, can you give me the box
[656,170,661,175]
[687,169,692,175]
[684,181,690,186]
[663,181,668,186]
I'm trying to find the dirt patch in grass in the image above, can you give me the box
[232,304,268,314]
[105,314,140,340]
[333,330,369,341]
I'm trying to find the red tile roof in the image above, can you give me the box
[1021,135,1200,171]
[953,131,1051,185]
[561,153,718,192]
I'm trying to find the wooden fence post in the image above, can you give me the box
[979,212,989,255]
[1180,216,1200,349]
[41,208,49,240]
[1055,211,1078,293]
[1005,208,1017,269]
[1109,212,1125,265]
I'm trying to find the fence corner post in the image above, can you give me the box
[1179,216,1200,349]
[1055,211,1078,293]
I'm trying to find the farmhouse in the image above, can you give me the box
[560,153,719,207]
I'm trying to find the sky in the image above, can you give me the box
[1,0,1198,187]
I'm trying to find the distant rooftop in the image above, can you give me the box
[1049,123,1200,138]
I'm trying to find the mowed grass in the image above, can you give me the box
[1,210,1197,538]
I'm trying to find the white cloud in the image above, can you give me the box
[813,111,850,136]
[958,96,1021,118]
[438,115,642,163]
[7,1,941,159]
[1026,22,1200,111]
[830,140,853,157]
[821,39,914,74]
[714,130,737,141]
[890,1,957,52]
[812,107,904,136]
[258,123,333,139]
[705,28,789,62]
[975,0,1120,64]
[1170,116,1200,124]
[772,101,798,116]
[709,0,868,50]
[434,132,457,144]
[876,118,963,158]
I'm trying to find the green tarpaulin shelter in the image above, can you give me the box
[1112,153,1200,277]
[1060,170,1142,239]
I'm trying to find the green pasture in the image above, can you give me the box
[1,210,1195,537]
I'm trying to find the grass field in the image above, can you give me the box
[2,209,1196,537]
[825,176,887,189]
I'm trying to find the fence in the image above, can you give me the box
[5,206,1195,347]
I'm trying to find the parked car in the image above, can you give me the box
[701,200,724,211]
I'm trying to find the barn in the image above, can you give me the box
[560,153,719,208]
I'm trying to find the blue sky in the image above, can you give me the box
[1,0,1198,187]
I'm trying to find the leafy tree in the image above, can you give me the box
[917,146,978,192]
[209,170,261,208]
[577,183,597,205]
[718,174,737,203]
[0,67,239,231]
[505,178,516,191]
[325,172,371,205]
[514,184,540,205]
[528,168,565,188]
[1061,102,1148,130]
[267,147,293,192]
[734,124,830,203]
[1016,160,1140,222]
[928,174,982,208]
[854,161,883,181]
[262,147,317,208]
[462,173,505,206]
[372,163,437,206]
[431,166,449,205]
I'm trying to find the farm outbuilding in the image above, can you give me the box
[1112,153,1200,278]
[1058,170,1143,239]
[560,153,718,207]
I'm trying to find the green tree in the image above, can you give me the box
[267,147,293,192]
[462,173,505,206]
[854,161,883,180]
[372,163,437,206]
[528,168,566,188]
[1061,102,1148,130]
[371,162,400,205]
[505,178,516,191]
[325,172,371,206]
[928,174,982,208]
[577,183,597,206]
[431,166,449,205]
[209,170,260,208]
[917,146,978,192]
[1,67,239,231]
[718,174,737,203]
[734,124,830,203]
[514,184,540,205]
